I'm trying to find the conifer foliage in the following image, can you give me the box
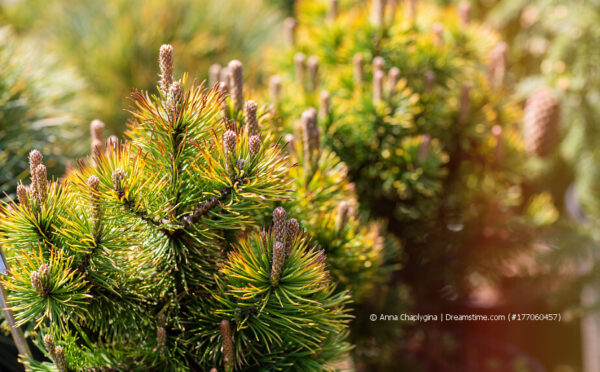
[0,46,352,371]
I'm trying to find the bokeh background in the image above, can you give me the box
[2,0,600,371]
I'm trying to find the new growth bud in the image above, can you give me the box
[223,130,237,174]
[249,135,261,156]
[218,82,229,121]
[353,54,364,86]
[90,119,104,143]
[285,218,299,256]
[271,241,285,287]
[284,17,297,47]
[294,53,307,87]
[168,80,183,123]
[31,271,46,298]
[488,42,508,89]
[16,184,28,208]
[39,263,50,289]
[458,1,471,29]
[107,135,119,153]
[373,70,385,104]
[301,108,320,167]
[319,90,330,120]
[307,56,320,92]
[336,201,351,232]
[209,64,221,87]
[244,100,259,137]
[43,334,56,360]
[372,56,384,74]
[371,0,386,28]
[159,44,174,95]
[269,75,282,102]
[55,346,67,372]
[112,168,126,196]
[329,0,339,21]
[29,149,42,200]
[35,164,48,204]
[228,60,244,112]
[272,207,287,244]
[220,320,234,372]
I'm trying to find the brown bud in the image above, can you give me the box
[92,139,105,158]
[55,346,67,372]
[329,0,339,21]
[249,135,261,156]
[112,168,126,196]
[271,241,285,287]
[169,81,183,105]
[219,67,230,87]
[31,271,45,297]
[418,135,431,162]
[90,119,105,142]
[218,82,229,121]
[319,90,330,120]
[272,207,287,243]
[458,1,471,29]
[373,70,385,104]
[284,17,297,47]
[408,0,417,22]
[353,54,364,86]
[302,108,319,166]
[269,75,282,102]
[210,369,218,372]
[336,201,351,232]
[285,218,299,256]
[424,71,435,93]
[16,184,28,208]
[39,263,50,288]
[372,56,385,74]
[388,67,400,99]
[371,0,386,28]
[432,22,443,48]
[29,149,43,198]
[244,100,259,137]
[35,164,48,204]
[307,56,320,92]
[159,44,174,95]
[43,334,56,360]
[220,320,234,372]
[223,130,237,173]
[294,53,307,87]
[209,64,222,87]
[228,60,244,112]
[284,134,296,157]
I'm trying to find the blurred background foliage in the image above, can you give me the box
[0,26,86,200]
[0,0,284,136]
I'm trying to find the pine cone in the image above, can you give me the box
[39,263,50,288]
[223,130,237,173]
[43,334,57,360]
[35,164,48,203]
[31,270,46,297]
[523,88,560,157]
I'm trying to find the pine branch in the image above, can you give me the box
[181,177,245,228]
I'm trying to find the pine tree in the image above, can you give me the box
[0,45,354,371]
